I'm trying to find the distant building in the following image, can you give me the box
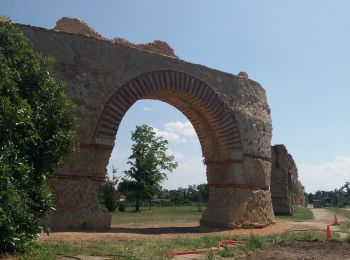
[119,195,126,202]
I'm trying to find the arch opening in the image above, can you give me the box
[107,99,207,190]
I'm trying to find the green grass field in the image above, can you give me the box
[275,207,314,222]
[11,206,327,259]
[111,205,206,226]
[18,231,329,260]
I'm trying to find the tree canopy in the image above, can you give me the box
[0,19,76,252]
[119,124,177,211]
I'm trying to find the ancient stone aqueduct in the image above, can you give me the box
[16,18,303,230]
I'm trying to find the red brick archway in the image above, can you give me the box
[93,70,242,163]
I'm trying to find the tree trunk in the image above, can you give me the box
[135,190,140,212]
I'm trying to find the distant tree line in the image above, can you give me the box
[305,181,350,208]
[99,179,209,212]
[164,184,209,205]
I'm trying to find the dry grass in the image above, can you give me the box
[111,205,205,226]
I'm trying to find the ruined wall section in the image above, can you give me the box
[54,17,176,57]
[271,145,305,215]
[18,21,271,160]
[18,20,273,190]
[18,21,275,229]
[54,17,103,39]
[113,38,177,58]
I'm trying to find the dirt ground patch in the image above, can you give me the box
[238,240,350,260]
[38,222,294,242]
[37,208,348,242]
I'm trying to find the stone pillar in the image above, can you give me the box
[40,144,112,230]
[200,158,275,228]
[271,145,305,215]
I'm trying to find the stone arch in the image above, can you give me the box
[94,70,243,163]
[22,21,275,231]
[41,69,275,230]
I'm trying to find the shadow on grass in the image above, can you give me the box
[109,226,227,234]
[56,226,228,235]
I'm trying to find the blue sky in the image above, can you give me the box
[2,0,350,192]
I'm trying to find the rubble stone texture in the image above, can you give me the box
[271,145,305,215]
[54,17,103,39]
[112,38,177,58]
[17,17,275,230]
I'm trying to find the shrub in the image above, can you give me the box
[246,234,265,251]
[99,170,121,212]
[0,19,76,252]
[118,202,127,212]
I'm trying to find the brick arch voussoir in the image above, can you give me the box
[94,70,243,159]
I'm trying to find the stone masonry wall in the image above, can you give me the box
[271,145,305,215]
[17,17,274,230]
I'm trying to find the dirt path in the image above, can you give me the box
[312,208,349,223]
[284,208,349,234]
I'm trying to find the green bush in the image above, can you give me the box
[118,202,127,212]
[99,174,121,212]
[98,167,121,212]
[0,19,76,253]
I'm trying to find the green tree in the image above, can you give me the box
[98,167,121,212]
[119,125,177,212]
[0,19,76,252]
[197,183,209,202]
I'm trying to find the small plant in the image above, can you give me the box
[220,244,236,257]
[207,250,215,260]
[345,223,350,243]
[99,167,121,212]
[247,234,264,251]
[118,202,127,212]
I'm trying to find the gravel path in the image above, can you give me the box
[312,208,349,223]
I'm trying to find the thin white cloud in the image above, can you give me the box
[153,121,196,143]
[164,121,196,137]
[166,148,185,160]
[178,163,190,169]
[153,127,182,142]
[299,156,350,193]
[142,107,151,111]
